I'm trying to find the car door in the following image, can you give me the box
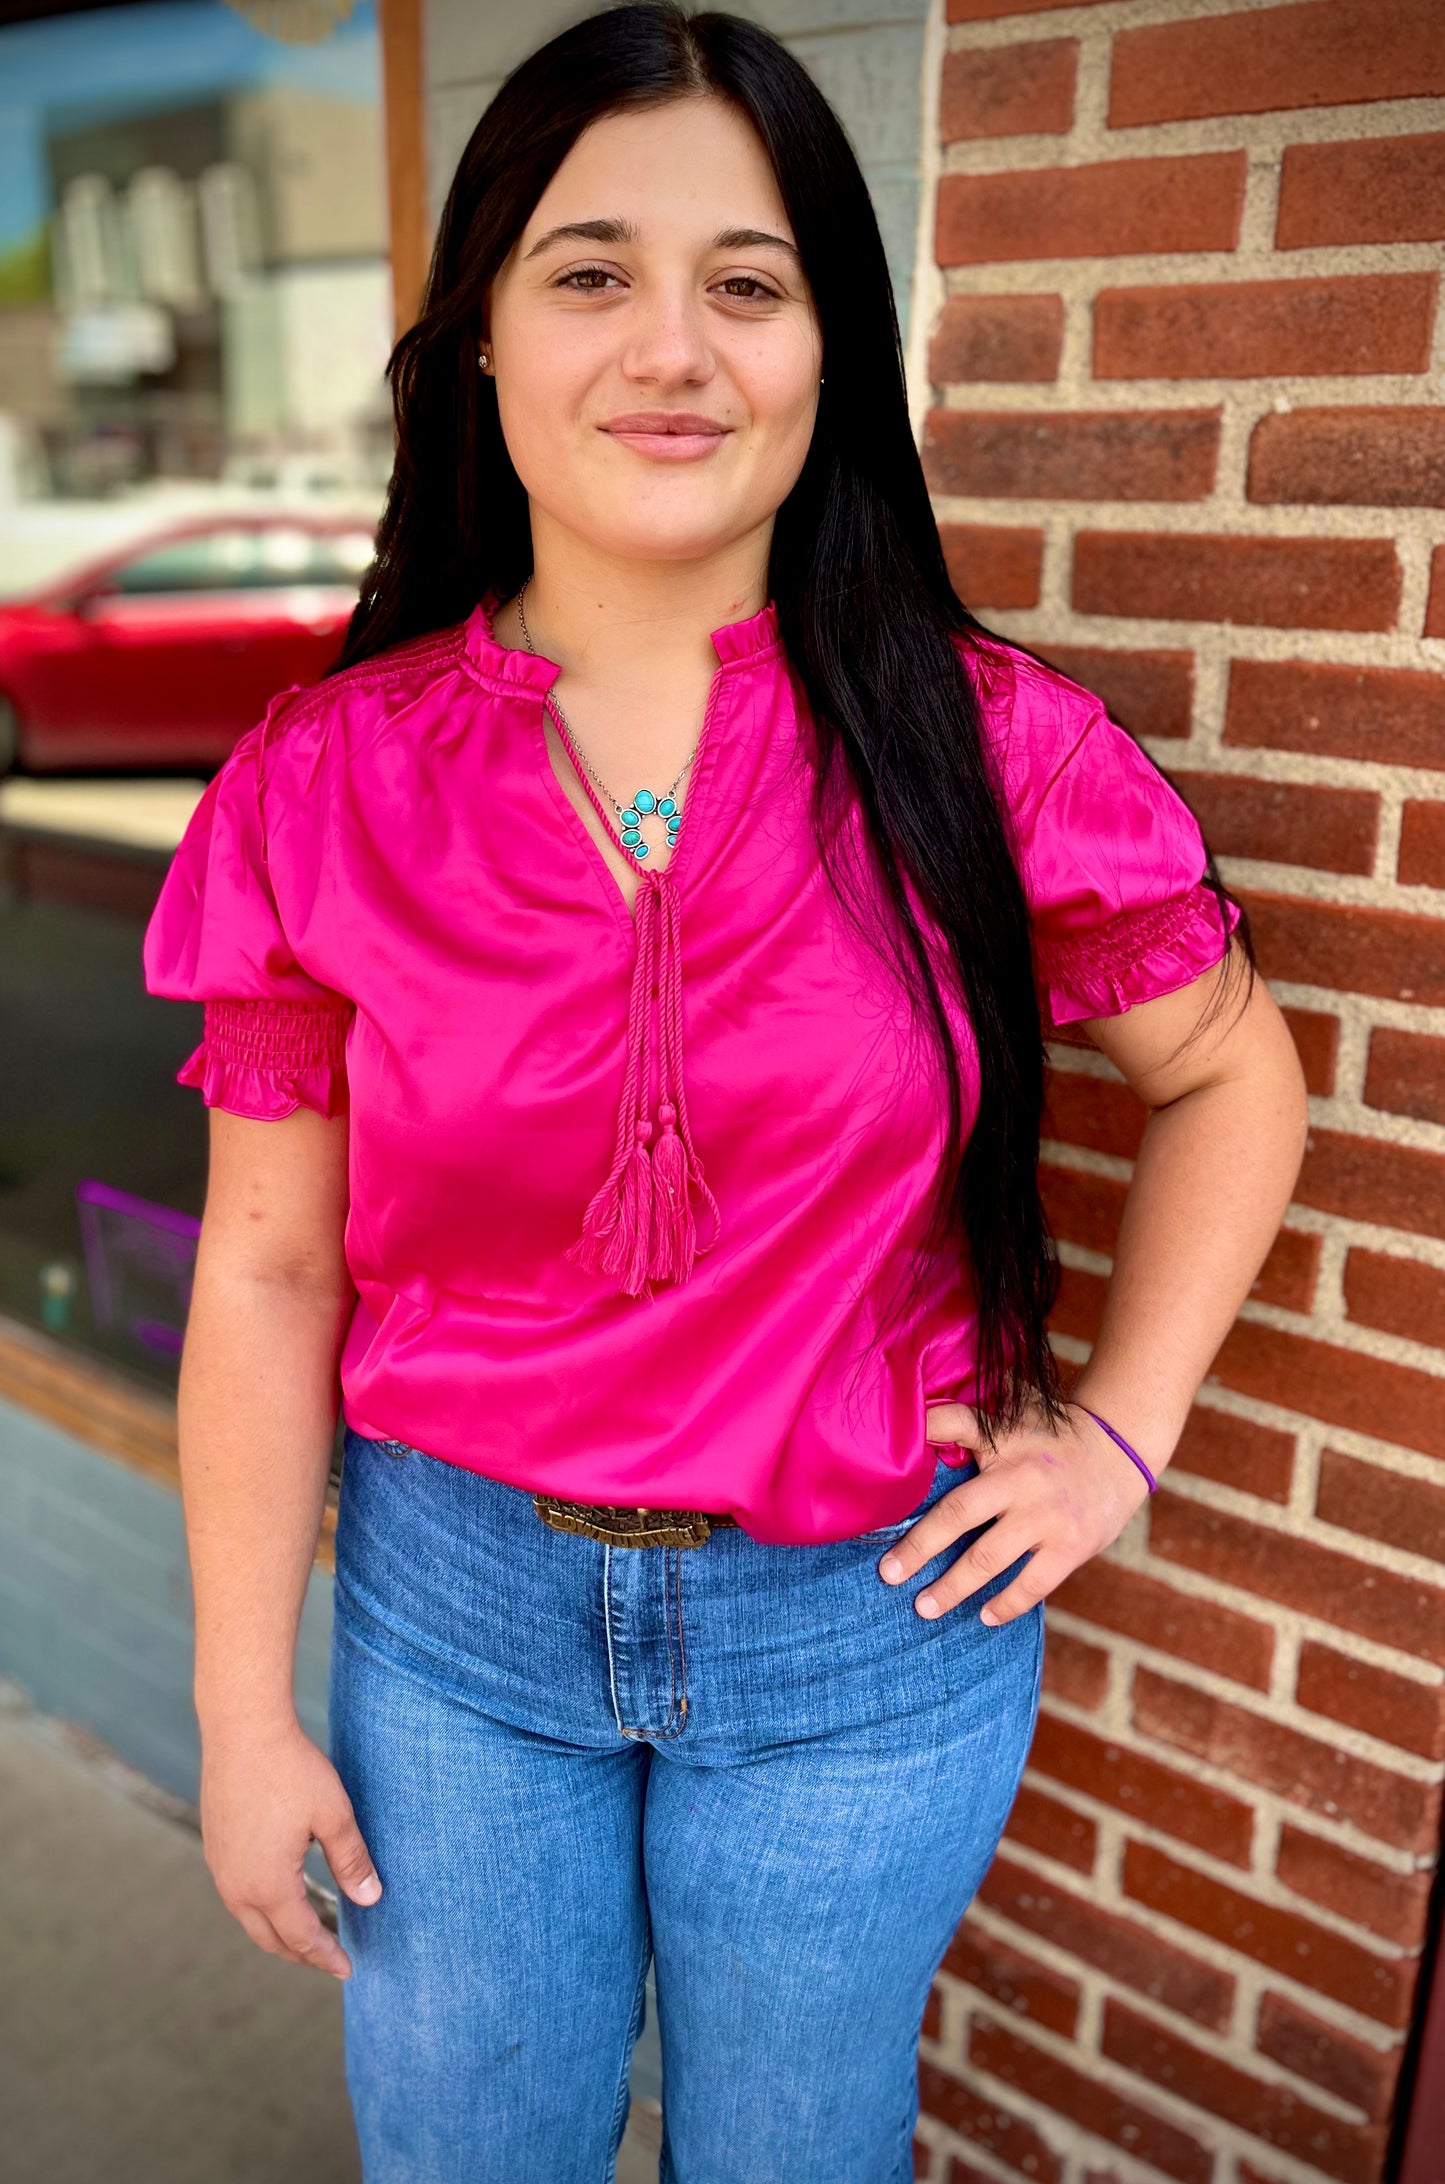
[20,524,371,769]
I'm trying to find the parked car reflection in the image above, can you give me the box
[0,514,374,773]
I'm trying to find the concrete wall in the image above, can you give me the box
[424,0,932,347]
[0,1395,332,1807]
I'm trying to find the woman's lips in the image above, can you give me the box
[601,416,729,462]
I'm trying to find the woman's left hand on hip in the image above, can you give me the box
[877,1400,1152,1626]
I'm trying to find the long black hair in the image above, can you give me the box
[331,1,1239,1433]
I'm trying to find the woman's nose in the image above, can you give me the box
[620,289,715,385]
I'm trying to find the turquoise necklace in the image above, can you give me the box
[515,580,692,863]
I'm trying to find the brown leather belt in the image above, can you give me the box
[533,1496,741,1549]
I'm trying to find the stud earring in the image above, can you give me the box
[478,349,490,370]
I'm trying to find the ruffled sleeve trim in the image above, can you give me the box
[176,997,352,1121]
[1036,883,1240,1029]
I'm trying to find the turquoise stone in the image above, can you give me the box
[667,817,681,836]
[634,839,651,857]
[621,809,642,830]
[634,789,657,814]
[657,798,677,818]
[621,828,641,847]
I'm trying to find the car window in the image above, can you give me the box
[106,527,374,594]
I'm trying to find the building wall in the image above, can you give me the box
[916,4,1445,2181]
[0,1395,333,1808]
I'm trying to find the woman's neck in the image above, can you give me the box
[491,524,770,702]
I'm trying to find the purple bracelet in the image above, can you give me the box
[1075,1404,1159,1494]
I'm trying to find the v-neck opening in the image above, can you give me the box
[466,587,779,936]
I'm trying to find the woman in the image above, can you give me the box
[143,7,1308,2179]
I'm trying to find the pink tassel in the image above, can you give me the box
[648,1102,691,1284]
[570,870,720,1297]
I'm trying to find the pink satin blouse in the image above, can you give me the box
[142,594,1235,1541]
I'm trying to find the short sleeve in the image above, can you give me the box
[142,715,351,1121]
[989,658,1240,1031]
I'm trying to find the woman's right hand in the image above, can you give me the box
[199,1717,382,1979]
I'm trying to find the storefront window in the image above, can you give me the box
[0,0,387,1388]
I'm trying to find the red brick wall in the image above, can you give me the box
[917,4,1445,2179]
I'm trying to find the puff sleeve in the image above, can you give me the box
[142,713,351,1121]
[990,654,1240,1031]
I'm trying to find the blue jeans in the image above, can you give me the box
[329,1428,1045,2184]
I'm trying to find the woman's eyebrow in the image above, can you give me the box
[712,226,802,267]
[523,217,801,266]
[524,217,637,258]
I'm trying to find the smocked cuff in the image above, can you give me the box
[176,996,352,1121]
[1036,884,1240,1029]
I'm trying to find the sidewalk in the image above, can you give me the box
[0,1686,659,2183]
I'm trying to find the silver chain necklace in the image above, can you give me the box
[514,578,695,864]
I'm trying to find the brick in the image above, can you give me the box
[980,1850,1235,2028]
[1004,1780,1098,1874]
[1427,546,1445,637]
[1249,1228,1321,1313]
[924,408,1220,503]
[945,1918,1082,2037]
[1366,1029,1445,1128]
[1043,1075,1144,1160]
[936,153,1246,267]
[1054,1558,1274,1689]
[1042,1625,1109,1710]
[1343,1250,1445,1352]
[969,2017,1211,2184]
[941,39,1076,141]
[1282,1006,1339,1098]
[1297,1636,1445,1763]
[1370,995,1437,1109]
[1219,1316,1445,1466]
[922,1982,943,2043]
[1276,1822,1434,1949]
[1399,802,1445,890]
[1150,1493,1445,1666]
[1316,1446,1445,1569]
[1029,1709,1254,1864]
[1121,1840,1419,2028]
[1296,1126,1445,1240]
[1247,894,1445,1010]
[940,522,1042,609]
[1169,770,1378,876]
[1101,1999,1387,2183]
[1094,274,1438,381]
[1133,1666,1438,1849]
[947,0,1113,17]
[1109,0,1445,125]
[1034,644,1194,739]
[1050,1261,1107,1345]
[1250,409,1445,509]
[1170,1406,1294,1505]
[1225,659,1445,771]
[1277,132,1445,248]
[1072,532,1401,632]
[918,2058,1064,2183]
[930,294,1064,385]
[1256,1990,1403,2122]
[1039,1163,1117,1256]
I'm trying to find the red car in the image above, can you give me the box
[0,512,376,773]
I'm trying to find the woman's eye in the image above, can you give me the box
[716,277,780,302]
[556,266,620,291]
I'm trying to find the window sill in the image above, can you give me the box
[0,1311,337,1569]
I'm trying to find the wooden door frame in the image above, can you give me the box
[378,0,429,338]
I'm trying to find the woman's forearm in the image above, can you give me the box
[178,1243,354,1739]
[1069,1027,1308,1477]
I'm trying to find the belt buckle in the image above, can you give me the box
[533,1497,713,1549]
